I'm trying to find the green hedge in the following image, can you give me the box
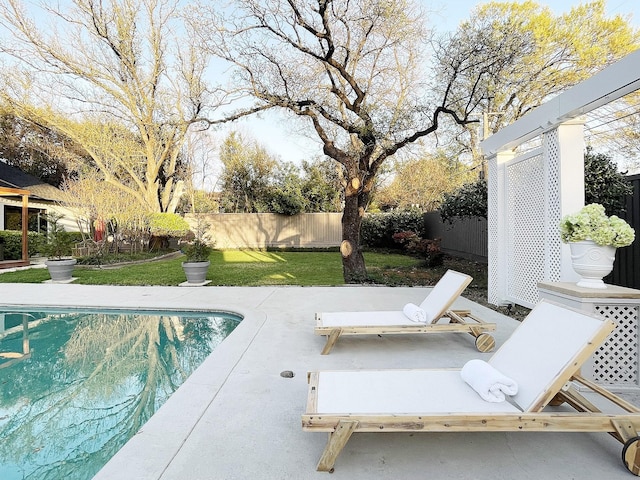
[439,178,487,223]
[0,230,84,260]
[0,230,46,260]
[361,211,425,249]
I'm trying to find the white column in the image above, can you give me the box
[556,120,586,283]
[488,149,515,305]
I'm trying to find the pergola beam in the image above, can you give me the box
[481,49,640,155]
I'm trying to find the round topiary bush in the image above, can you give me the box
[148,213,190,250]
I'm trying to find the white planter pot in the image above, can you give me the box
[45,258,77,282]
[182,260,210,285]
[569,240,616,289]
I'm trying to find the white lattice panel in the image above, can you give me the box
[506,152,546,306]
[543,131,562,281]
[592,305,640,386]
[487,158,499,305]
[538,282,640,392]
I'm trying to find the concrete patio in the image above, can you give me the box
[0,283,637,479]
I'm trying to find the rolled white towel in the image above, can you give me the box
[460,359,518,403]
[402,303,427,323]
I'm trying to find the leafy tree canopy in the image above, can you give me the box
[585,147,633,216]
[0,110,78,187]
[375,150,476,212]
[436,0,640,164]
[439,178,488,223]
[300,158,344,213]
[218,132,279,213]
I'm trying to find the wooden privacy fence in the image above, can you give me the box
[609,173,640,290]
[185,211,489,260]
[185,213,343,249]
[423,212,488,263]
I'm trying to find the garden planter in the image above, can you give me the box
[569,240,616,289]
[45,258,77,283]
[181,260,210,285]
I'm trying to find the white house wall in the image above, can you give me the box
[0,198,82,233]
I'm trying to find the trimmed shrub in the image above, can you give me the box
[393,231,444,267]
[148,213,190,251]
[361,211,425,249]
[148,213,190,237]
[439,179,487,223]
[0,230,46,260]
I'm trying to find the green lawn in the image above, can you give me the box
[0,250,424,286]
[0,249,515,317]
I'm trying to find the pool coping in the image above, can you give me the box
[94,306,268,479]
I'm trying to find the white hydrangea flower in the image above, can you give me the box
[560,203,635,247]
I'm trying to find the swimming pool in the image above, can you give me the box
[0,308,242,480]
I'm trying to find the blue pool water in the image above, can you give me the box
[0,308,241,480]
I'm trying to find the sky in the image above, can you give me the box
[219,0,640,173]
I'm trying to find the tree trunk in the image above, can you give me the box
[340,176,368,283]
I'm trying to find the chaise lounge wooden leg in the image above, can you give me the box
[559,384,601,413]
[317,420,359,472]
[321,328,342,355]
[469,325,494,353]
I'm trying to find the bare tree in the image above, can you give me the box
[0,0,225,213]
[61,171,151,252]
[190,0,483,281]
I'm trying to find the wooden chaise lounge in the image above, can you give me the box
[303,300,640,475]
[315,270,496,354]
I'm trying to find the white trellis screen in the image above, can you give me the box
[482,49,640,308]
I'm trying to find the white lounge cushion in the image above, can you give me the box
[315,370,521,414]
